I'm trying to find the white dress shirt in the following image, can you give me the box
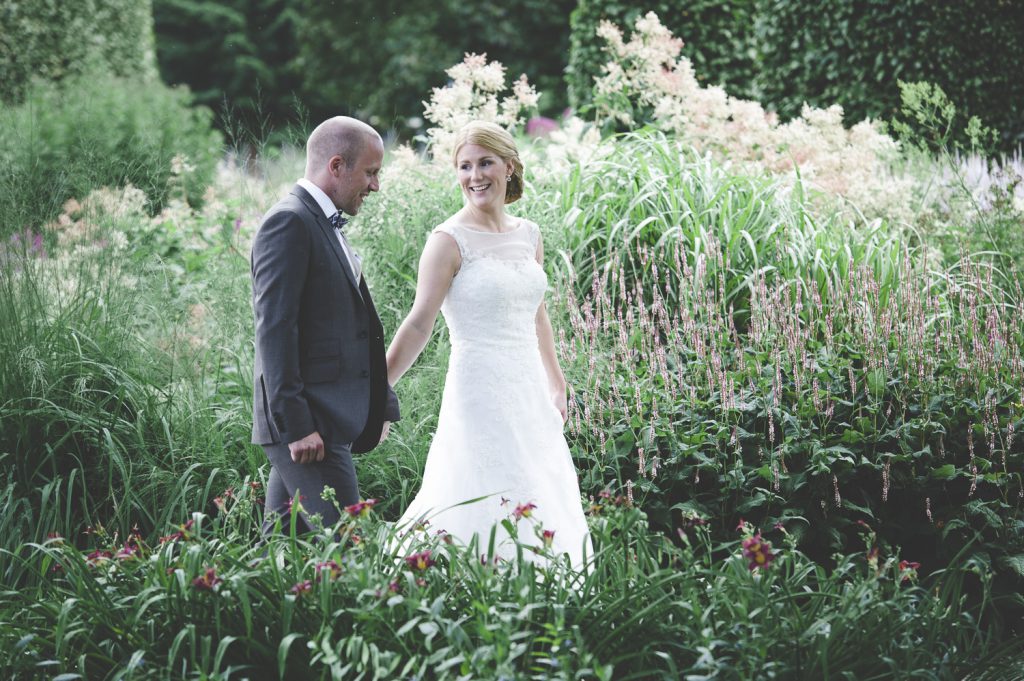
[296,177,361,281]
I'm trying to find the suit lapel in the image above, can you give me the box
[291,186,364,301]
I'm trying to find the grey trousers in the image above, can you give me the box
[261,439,359,535]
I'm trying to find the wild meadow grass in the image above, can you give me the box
[1,117,1022,677]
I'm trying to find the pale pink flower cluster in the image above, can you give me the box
[594,12,915,222]
[423,53,540,161]
[49,186,144,256]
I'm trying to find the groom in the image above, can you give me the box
[251,116,399,534]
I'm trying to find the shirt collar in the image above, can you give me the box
[296,178,341,220]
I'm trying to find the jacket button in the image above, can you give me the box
[361,370,370,378]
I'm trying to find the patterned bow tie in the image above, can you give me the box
[329,211,348,230]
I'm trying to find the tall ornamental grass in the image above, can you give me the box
[0,216,258,587]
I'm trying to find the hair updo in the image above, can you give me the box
[451,121,524,204]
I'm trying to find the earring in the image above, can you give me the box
[506,175,512,182]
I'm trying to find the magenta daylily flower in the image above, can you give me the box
[192,567,222,591]
[513,502,537,520]
[85,549,113,567]
[405,551,435,572]
[741,533,775,571]
[344,499,377,518]
[316,560,342,581]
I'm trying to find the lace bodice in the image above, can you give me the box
[434,221,546,350]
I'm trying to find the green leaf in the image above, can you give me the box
[278,633,304,679]
[997,554,1024,578]
[931,464,957,480]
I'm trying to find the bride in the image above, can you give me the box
[385,121,591,568]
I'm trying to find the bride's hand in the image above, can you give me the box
[552,390,568,423]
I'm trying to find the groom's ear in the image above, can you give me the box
[329,155,346,175]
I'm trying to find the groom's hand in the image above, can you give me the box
[378,421,391,445]
[289,431,325,464]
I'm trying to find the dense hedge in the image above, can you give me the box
[566,0,759,111]
[0,0,157,103]
[754,0,1024,151]
[568,0,1024,151]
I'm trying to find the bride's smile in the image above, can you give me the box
[456,143,512,213]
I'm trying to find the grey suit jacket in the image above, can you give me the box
[250,185,399,452]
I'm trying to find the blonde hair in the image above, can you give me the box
[452,121,524,204]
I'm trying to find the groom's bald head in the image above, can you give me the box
[305,116,384,215]
[305,116,380,176]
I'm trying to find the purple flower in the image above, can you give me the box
[192,567,222,591]
[405,551,435,572]
[741,534,775,571]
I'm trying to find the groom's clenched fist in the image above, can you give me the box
[289,431,325,464]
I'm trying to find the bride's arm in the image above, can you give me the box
[386,232,460,386]
[534,232,569,422]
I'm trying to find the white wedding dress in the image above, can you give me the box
[396,220,591,569]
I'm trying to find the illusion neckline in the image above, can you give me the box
[452,219,525,235]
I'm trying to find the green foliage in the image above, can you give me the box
[294,0,576,136]
[515,132,1024,615]
[892,81,999,156]
[895,81,1024,276]
[2,103,1023,676]
[0,487,1008,679]
[568,1,1024,152]
[0,222,256,573]
[0,0,158,103]
[0,69,222,232]
[753,0,1024,152]
[567,0,759,112]
[152,0,303,138]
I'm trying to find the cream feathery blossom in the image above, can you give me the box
[422,53,540,161]
[592,10,920,223]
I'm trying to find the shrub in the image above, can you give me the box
[568,1,1024,152]
[0,0,157,104]
[0,69,222,233]
[152,0,303,136]
[542,135,1024,609]
[753,0,1024,153]
[579,12,916,224]
[567,0,759,112]
[294,0,576,136]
